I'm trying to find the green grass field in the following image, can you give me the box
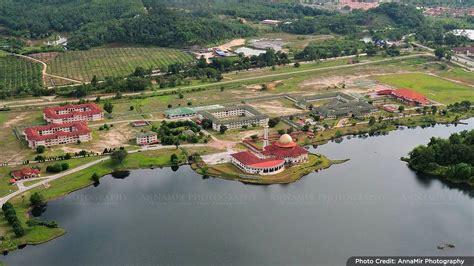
[43,47,194,82]
[374,73,474,104]
[0,51,43,90]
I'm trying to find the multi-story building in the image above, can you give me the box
[198,105,269,131]
[136,132,159,146]
[24,122,92,149]
[44,103,104,124]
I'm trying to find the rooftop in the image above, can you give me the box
[44,103,102,120]
[24,122,91,141]
[232,151,284,169]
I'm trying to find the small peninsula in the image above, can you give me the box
[403,129,474,186]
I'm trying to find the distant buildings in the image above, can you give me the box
[136,132,159,146]
[452,47,474,58]
[24,122,92,149]
[312,99,377,119]
[165,107,196,119]
[44,103,103,124]
[260,20,281,26]
[198,105,269,131]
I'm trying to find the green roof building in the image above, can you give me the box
[165,107,196,119]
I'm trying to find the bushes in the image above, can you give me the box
[46,162,70,173]
[2,202,25,237]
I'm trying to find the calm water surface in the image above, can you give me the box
[4,119,474,266]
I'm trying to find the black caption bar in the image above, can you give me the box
[347,257,474,266]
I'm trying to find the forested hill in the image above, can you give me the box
[0,0,257,49]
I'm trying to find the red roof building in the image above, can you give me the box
[231,151,285,176]
[11,168,40,180]
[230,134,309,176]
[44,103,104,124]
[391,88,430,106]
[24,122,92,149]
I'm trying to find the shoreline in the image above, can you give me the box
[1,115,473,253]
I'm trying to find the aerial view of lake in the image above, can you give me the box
[4,119,473,266]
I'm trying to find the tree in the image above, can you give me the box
[398,105,405,113]
[111,150,128,165]
[36,145,45,154]
[103,101,114,114]
[170,154,179,166]
[130,106,134,111]
[434,47,445,60]
[30,192,45,207]
[91,75,98,87]
[294,62,301,68]
[219,125,228,134]
[91,173,100,183]
[368,116,376,126]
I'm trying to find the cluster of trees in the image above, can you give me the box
[46,162,70,173]
[294,39,368,60]
[448,101,472,112]
[281,3,424,36]
[154,49,289,89]
[406,130,474,182]
[2,202,25,237]
[111,148,128,165]
[59,76,151,98]
[152,120,203,145]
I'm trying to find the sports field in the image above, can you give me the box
[0,51,43,90]
[374,73,474,104]
[35,47,194,82]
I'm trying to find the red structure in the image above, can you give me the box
[231,151,285,176]
[11,168,40,180]
[261,134,308,164]
[391,88,430,106]
[44,103,104,124]
[377,88,430,106]
[24,122,92,149]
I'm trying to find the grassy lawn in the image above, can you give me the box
[438,67,474,86]
[374,73,474,104]
[33,47,193,82]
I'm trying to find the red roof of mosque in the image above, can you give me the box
[231,151,284,169]
[24,122,91,141]
[44,103,102,120]
[262,143,308,159]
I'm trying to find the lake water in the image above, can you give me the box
[3,119,474,266]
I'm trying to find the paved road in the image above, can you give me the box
[0,142,215,205]
[0,156,110,205]
[1,53,432,109]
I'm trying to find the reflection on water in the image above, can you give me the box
[3,119,473,266]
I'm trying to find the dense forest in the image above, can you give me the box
[405,124,474,184]
[0,0,471,50]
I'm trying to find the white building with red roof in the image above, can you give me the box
[230,134,308,176]
[44,103,104,124]
[231,151,285,175]
[24,122,92,149]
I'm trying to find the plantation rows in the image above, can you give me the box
[47,47,194,82]
[0,54,43,90]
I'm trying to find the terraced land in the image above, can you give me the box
[33,47,194,82]
[0,51,43,90]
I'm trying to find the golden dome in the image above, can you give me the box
[278,134,293,145]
